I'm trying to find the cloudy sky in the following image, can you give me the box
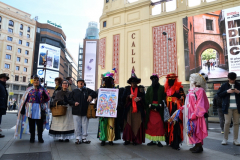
[2,0,207,61]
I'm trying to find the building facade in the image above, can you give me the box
[85,21,99,39]
[78,44,83,79]
[65,48,78,86]
[0,2,36,102]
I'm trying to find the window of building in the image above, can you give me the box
[21,86,26,90]
[25,59,28,63]
[188,0,201,7]
[24,67,27,72]
[17,57,20,62]
[0,25,1,29]
[4,64,10,69]
[190,23,192,31]
[20,24,23,30]
[106,0,109,3]
[23,76,26,82]
[19,31,23,36]
[166,0,176,12]
[103,21,107,28]
[27,34,30,38]
[7,45,12,50]
[19,40,22,45]
[8,28,13,33]
[13,85,19,90]
[5,54,11,59]
[25,50,29,55]
[206,19,213,30]
[7,36,13,41]
[37,27,40,33]
[27,27,30,32]
[18,48,21,53]
[191,42,193,54]
[0,16,1,23]
[9,20,14,27]
[26,42,29,47]
[16,66,20,71]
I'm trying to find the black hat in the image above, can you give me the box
[127,68,141,84]
[0,73,9,80]
[150,74,159,80]
[77,78,85,83]
[32,75,40,79]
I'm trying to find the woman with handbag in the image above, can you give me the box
[49,80,75,142]
[50,77,62,108]
[14,75,50,143]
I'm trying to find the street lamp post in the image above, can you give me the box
[162,31,172,73]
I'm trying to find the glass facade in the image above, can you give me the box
[85,21,99,39]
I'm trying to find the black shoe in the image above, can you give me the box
[157,142,163,147]
[147,141,156,146]
[133,142,137,146]
[189,145,197,151]
[65,139,69,142]
[191,143,203,153]
[0,134,5,138]
[109,141,114,146]
[59,139,64,142]
[101,141,105,146]
[38,139,44,143]
[124,141,130,145]
[30,139,35,143]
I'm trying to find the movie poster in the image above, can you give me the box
[96,88,119,118]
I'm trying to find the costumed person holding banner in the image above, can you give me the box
[97,69,121,146]
[164,73,185,150]
[49,79,75,142]
[122,69,145,145]
[183,73,209,153]
[14,75,50,143]
[145,74,166,147]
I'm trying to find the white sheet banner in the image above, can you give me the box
[224,6,240,75]
[96,88,119,118]
[84,41,97,90]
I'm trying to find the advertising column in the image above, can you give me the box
[224,6,240,75]
[84,41,97,90]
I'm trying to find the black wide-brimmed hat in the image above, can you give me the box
[150,73,159,80]
[0,73,9,80]
[127,68,141,84]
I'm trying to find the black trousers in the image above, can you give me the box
[28,117,43,140]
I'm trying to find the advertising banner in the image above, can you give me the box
[84,41,97,90]
[38,44,60,71]
[96,88,119,118]
[224,6,240,76]
[37,69,59,88]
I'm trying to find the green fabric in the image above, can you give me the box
[99,117,108,141]
[146,134,165,142]
[145,84,166,129]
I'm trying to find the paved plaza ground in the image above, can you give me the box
[0,113,239,160]
[199,66,228,79]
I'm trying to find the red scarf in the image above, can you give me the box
[131,87,138,113]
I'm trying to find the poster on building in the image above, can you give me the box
[84,41,97,90]
[224,6,240,76]
[37,69,59,87]
[96,88,119,118]
[38,44,60,71]
[182,9,233,80]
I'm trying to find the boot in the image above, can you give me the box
[147,141,156,146]
[189,145,197,151]
[101,141,105,146]
[38,134,44,143]
[30,132,35,143]
[109,141,114,146]
[191,143,203,153]
[124,141,130,145]
[157,142,163,147]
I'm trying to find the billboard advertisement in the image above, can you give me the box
[84,41,97,90]
[38,43,60,71]
[182,5,240,80]
[37,69,59,88]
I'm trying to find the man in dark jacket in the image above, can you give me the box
[217,72,240,146]
[0,73,9,138]
[68,79,97,144]
[213,90,224,133]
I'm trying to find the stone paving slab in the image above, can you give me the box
[0,152,52,160]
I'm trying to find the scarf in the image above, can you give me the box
[131,87,138,113]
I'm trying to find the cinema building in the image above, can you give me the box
[98,0,240,118]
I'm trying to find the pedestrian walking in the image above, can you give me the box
[213,90,224,133]
[183,73,209,153]
[0,73,9,138]
[14,75,50,143]
[68,78,97,144]
[66,77,76,91]
[218,72,240,146]
[207,60,210,73]
[49,79,75,142]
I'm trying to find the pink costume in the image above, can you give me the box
[183,87,209,145]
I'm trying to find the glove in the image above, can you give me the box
[191,113,197,120]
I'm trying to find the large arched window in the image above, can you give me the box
[20,24,23,30]
[0,16,2,23]
[9,20,14,27]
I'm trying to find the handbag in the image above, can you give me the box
[163,100,170,122]
[87,103,97,118]
[51,101,67,117]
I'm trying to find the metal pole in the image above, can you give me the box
[68,63,69,77]
[167,33,169,73]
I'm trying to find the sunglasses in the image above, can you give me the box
[62,83,68,85]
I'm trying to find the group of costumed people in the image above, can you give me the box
[13,68,209,153]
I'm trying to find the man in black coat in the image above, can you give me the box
[217,72,240,146]
[68,79,97,144]
[0,73,9,138]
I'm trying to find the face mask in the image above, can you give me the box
[151,78,159,87]
[104,78,113,88]
[168,79,175,87]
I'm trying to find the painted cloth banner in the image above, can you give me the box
[96,88,119,118]
[224,6,240,75]
[37,69,59,88]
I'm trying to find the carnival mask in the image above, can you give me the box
[168,79,175,87]
[104,77,113,88]
[151,77,159,87]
